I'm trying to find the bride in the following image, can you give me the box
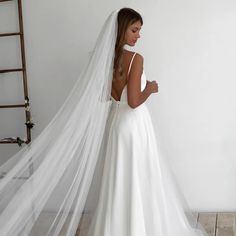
[0,7,208,236]
[80,8,208,236]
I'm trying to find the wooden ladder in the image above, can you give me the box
[0,0,33,145]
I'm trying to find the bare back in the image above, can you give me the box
[111,50,141,102]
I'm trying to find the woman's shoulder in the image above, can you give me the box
[124,49,144,61]
[124,50,143,75]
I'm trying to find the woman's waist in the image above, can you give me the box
[110,99,147,112]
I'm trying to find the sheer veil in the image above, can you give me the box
[0,9,207,236]
[0,9,118,236]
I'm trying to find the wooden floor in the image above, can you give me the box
[197,212,236,236]
[76,212,236,236]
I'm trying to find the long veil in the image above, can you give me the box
[0,9,208,236]
[0,9,118,236]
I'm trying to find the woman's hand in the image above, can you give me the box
[146,80,158,93]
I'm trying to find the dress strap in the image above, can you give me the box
[128,52,137,75]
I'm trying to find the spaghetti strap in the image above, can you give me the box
[127,52,137,75]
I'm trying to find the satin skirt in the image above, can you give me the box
[83,100,206,236]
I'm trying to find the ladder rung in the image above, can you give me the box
[0,137,27,145]
[0,0,14,2]
[0,140,18,144]
[0,68,24,73]
[0,104,25,108]
[0,32,21,37]
[0,140,26,144]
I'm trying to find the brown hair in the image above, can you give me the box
[113,8,143,80]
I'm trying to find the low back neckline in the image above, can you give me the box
[111,52,137,102]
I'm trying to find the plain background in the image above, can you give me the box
[0,0,236,211]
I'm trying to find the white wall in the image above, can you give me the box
[128,0,236,211]
[0,0,127,161]
[0,0,236,211]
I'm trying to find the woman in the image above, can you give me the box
[80,8,208,236]
[0,7,208,236]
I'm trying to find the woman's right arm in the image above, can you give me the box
[127,54,158,108]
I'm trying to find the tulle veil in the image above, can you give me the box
[0,9,208,236]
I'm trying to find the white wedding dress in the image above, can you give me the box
[0,11,208,235]
[83,52,207,236]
